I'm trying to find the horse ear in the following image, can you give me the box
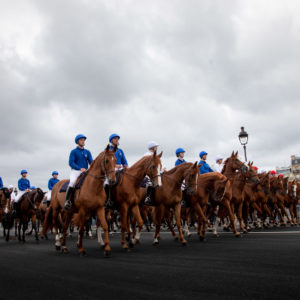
[158,151,163,158]
[105,144,110,152]
[193,161,198,168]
[113,145,118,153]
[231,151,234,157]
[235,151,238,156]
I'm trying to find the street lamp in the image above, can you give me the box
[238,126,249,162]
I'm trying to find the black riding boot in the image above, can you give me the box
[12,201,19,217]
[105,185,114,209]
[64,187,75,210]
[145,186,155,206]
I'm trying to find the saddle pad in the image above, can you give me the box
[59,172,88,193]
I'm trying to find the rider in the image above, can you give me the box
[8,185,16,206]
[14,170,31,212]
[198,151,214,174]
[213,156,223,173]
[270,170,277,177]
[64,134,93,210]
[175,148,186,166]
[105,134,128,208]
[144,141,161,206]
[46,171,60,206]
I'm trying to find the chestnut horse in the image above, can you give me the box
[284,179,298,225]
[42,145,117,256]
[150,162,199,245]
[110,152,163,250]
[17,188,45,242]
[192,172,239,240]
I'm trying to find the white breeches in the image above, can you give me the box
[46,190,52,201]
[15,191,26,203]
[69,170,82,187]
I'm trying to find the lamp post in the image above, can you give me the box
[238,126,249,162]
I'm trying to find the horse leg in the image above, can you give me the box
[97,207,111,257]
[237,203,247,233]
[224,200,240,237]
[120,204,129,251]
[153,206,164,245]
[60,212,73,254]
[130,205,143,245]
[193,203,206,240]
[76,209,87,256]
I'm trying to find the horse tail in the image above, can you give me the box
[42,206,53,236]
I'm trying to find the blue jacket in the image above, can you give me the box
[69,147,93,170]
[110,146,128,167]
[198,160,214,174]
[0,177,3,189]
[48,178,60,190]
[175,159,186,166]
[18,178,30,191]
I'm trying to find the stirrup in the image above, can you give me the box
[105,199,114,209]
[144,197,153,206]
[64,200,72,210]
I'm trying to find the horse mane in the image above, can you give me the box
[129,156,152,169]
[164,163,192,175]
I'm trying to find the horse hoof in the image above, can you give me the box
[199,236,206,242]
[223,227,230,232]
[55,246,61,251]
[182,242,187,246]
[123,247,130,252]
[188,234,192,238]
[213,234,220,238]
[79,251,87,257]
[174,237,179,241]
[62,248,69,254]
[104,250,112,258]
[135,239,140,244]
[235,233,241,238]
[243,230,248,234]
[153,241,159,246]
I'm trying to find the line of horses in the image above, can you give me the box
[0,148,299,257]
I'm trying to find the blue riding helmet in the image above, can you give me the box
[20,169,28,175]
[199,151,208,158]
[30,186,36,190]
[176,148,186,156]
[109,133,120,143]
[75,134,87,144]
[52,171,59,176]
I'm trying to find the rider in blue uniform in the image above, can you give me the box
[0,177,3,189]
[175,148,186,166]
[105,134,128,208]
[46,171,60,206]
[13,170,31,213]
[65,134,93,210]
[198,151,214,174]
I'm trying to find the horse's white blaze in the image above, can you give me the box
[157,166,162,187]
[97,227,104,246]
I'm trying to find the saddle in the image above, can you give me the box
[59,172,88,193]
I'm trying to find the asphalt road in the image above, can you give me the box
[1,226,300,300]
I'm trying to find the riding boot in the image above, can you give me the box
[145,186,155,206]
[12,202,19,217]
[105,185,114,209]
[64,187,75,210]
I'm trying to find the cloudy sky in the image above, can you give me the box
[1,0,300,189]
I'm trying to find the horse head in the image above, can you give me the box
[103,144,117,185]
[183,162,198,195]
[145,151,163,188]
[223,151,247,174]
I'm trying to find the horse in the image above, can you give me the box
[148,162,199,245]
[284,179,298,225]
[191,172,239,240]
[0,188,14,241]
[42,145,117,257]
[110,151,163,251]
[17,188,45,242]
